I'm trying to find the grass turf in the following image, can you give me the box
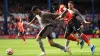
[0,38,100,56]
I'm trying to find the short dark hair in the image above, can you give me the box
[68,1,74,5]
[31,6,39,12]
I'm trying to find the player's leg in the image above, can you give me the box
[47,35,72,55]
[78,30,95,55]
[73,20,85,49]
[64,24,79,42]
[36,28,47,55]
[16,32,20,38]
[65,23,84,50]
[16,32,26,44]
[65,33,80,49]
[64,26,79,47]
[64,24,80,55]
[44,25,72,55]
[65,39,70,48]
[81,33,95,55]
[36,25,54,55]
[72,32,84,48]
[46,26,66,51]
[73,33,80,45]
[21,32,26,44]
[36,35,46,56]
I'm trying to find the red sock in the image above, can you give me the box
[81,34,90,45]
[20,35,25,42]
[67,34,79,42]
[22,36,26,42]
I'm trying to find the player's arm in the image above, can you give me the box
[44,12,59,18]
[48,8,68,19]
[76,10,90,24]
[26,15,37,28]
[57,8,68,19]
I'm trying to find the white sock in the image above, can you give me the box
[65,40,70,47]
[39,52,46,55]
[89,44,93,48]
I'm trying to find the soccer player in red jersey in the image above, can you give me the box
[57,4,81,48]
[64,1,95,55]
[16,18,26,44]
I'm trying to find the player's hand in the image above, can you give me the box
[84,21,90,24]
[28,23,30,25]
[56,15,62,20]
[57,15,62,19]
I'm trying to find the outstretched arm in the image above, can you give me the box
[26,15,36,28]
[47,8,68,19]
[76,10,90,24]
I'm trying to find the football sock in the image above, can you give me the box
[67,34,79,42]
[51,43,65,50]
[65,40,70,47]
[22,36,26,42]
[81,33,91,45]
[37,39,45,53]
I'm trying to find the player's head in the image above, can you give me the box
[59,4,65,9]
[31,6,41,15]
[16,16,22,22]
[68,1,74,9]
[19,18,22,22]
[59,4,65,12]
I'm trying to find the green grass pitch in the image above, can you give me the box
[0,38,100,56]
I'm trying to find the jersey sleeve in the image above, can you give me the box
[75,9,86,22]
[46,12,59,17]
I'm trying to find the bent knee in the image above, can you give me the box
[49,43,55,46]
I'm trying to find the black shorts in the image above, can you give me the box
[18,31,25,35]
[38,25,53,40]
[65,19,81,33]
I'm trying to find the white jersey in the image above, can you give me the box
[36,15,44,28]
[36,11,57,28]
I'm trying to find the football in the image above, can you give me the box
[6,48,14,55]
